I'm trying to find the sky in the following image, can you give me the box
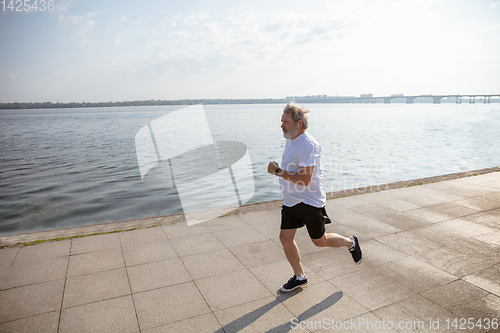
[1,0,499,103]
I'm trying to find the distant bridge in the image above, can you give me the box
[327,94,500,104]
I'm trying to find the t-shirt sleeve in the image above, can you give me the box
[298,142,320,168]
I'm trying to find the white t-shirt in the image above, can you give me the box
[279,132,326,208]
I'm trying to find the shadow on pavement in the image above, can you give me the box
[216,289,343,333]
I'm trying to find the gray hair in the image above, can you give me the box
[283,101,309,129]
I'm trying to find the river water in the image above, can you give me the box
[1,103,499,235]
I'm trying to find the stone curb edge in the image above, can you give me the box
[1,166,498,248]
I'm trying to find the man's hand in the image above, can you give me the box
[268,161,280,174]
[268,162,315,186]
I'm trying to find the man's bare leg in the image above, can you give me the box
[311,232,354,248]
[279,229,304,277]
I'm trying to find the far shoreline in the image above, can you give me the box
[2,95,499,110]
[1,166,498,248]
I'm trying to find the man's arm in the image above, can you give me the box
[268,162,314,186]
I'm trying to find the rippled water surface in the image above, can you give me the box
[1,103,499,235]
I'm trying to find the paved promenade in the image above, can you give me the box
[1,171,499,332]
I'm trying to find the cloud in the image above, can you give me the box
[38,0,498,101]
[53,0,73,13]
[491,2,500,7]
[58,12,97,46]
[126,8,345,79]
[9,74,24,80]
[184,12,211,25]
[103,2,434,81]
[132,2,434,84]
[58,12,96,29]
[107,38,124,47]
[480,24,500,32]
[147,40,159,48]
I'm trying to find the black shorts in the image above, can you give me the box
[281,202,331,239]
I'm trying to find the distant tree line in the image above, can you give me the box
[5,95,493,110]
[0,98,290,110]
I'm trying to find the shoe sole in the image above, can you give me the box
[279,281,308,293]
[351,235,362,265]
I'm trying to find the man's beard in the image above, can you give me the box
[283,126,298,140]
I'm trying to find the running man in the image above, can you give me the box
[268,102,362,292]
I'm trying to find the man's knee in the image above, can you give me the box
[311,235,326,247]
[279,230,295,245]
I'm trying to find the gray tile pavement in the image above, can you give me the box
[1,171,499,332]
